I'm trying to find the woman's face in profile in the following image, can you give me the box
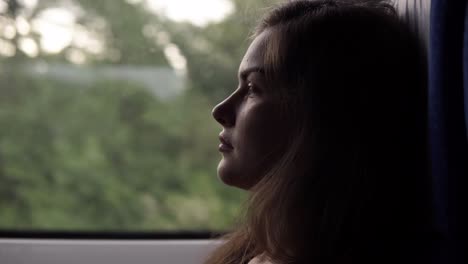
[212,30,290,190]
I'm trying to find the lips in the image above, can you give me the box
[219,133,233,151]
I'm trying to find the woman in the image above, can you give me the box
[209,0,434,263]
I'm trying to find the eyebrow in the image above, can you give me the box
[239,66,265,81]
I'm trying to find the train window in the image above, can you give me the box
[0,0,277,234]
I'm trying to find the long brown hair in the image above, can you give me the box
[205,1,433,263]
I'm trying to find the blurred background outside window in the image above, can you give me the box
[0,0,276,232]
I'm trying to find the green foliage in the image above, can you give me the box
[0,69,245,231]
[0,0,279,232]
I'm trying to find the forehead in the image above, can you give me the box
[238,30,270,77]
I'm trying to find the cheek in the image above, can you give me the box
[237,102,287,168]
[218,101,289,190]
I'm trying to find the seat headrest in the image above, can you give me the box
[392,0,431,49]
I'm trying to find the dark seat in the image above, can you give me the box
[393,1,468,264]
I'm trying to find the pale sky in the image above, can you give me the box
[35,0,233,53]
[143,0,234,26]
[2,0,233,67]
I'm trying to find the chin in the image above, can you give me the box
[217,167,240,188]
[217,160,249,190]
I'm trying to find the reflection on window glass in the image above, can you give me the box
[0,0,277,231]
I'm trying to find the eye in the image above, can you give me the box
[245,82,257,97]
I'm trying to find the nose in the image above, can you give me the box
[212,97,235,127]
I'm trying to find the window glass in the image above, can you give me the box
[0,0,277,232]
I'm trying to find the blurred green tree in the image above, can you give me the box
[0,0,278,231]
